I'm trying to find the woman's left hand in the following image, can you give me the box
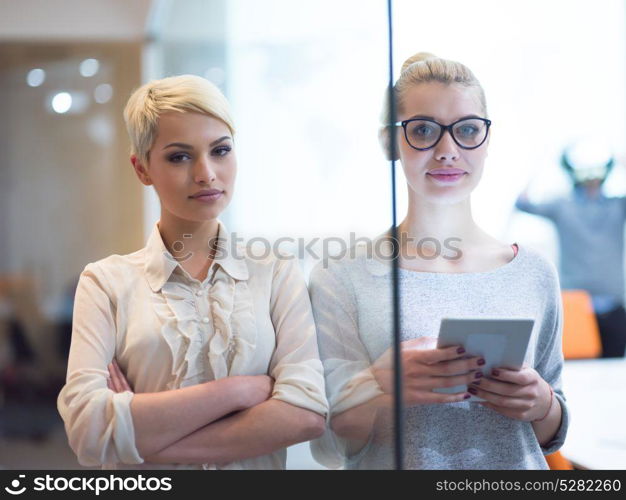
[107,359,134,393]
[469,364,551,422]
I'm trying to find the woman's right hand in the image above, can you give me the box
[371,338,485,406]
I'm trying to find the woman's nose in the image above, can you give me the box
[433,129,459,162]
[193,156,217,184]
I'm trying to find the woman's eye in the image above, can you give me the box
[456,125,479,137]
[168,152,191,163]
[213,146,232,157]
[412,125,435,137]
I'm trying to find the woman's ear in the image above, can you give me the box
[130,155,153,186]
[378,126,400,162]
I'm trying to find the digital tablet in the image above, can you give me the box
[434,318,535,402]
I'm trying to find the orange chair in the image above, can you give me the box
[561,289,602,359]
[546,451,574,470]
[545,290,602,470]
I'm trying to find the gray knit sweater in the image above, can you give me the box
[308,240,569,470]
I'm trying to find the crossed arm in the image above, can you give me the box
[61,259,328,467]
[108,360,325,465]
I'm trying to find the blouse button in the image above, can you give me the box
[196,290,203,296]
[202,317,210,324]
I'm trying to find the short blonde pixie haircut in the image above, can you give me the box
[123,74,235,165]
[379,52,487,160]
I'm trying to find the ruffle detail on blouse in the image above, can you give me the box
[208,265,258,379]
[151,281,203,390]
[150,265,258,389]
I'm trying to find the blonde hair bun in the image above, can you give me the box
[400,52,438,74]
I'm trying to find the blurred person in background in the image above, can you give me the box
[515,141,626,358]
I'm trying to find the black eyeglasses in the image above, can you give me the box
[395,117,492,151]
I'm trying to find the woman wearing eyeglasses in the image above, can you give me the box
[57,75,328,469]
[309,53,569,469]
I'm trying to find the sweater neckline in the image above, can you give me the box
[397,242,523,278]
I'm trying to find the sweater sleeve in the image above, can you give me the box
[533,259,570,455]
[307,261,384,469]
[56,263,143,466]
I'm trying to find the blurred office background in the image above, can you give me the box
[0,0,625,469]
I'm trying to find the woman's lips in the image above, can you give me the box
[190,190,223,202]
[426,168,467,183]
[193,193,222,202]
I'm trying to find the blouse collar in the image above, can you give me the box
[144,219,249,292]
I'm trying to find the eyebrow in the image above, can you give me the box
[162,136,231,150]
[406,114,482,121]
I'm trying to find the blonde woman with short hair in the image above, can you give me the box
[58,75,328,469]
[310,53,569,469]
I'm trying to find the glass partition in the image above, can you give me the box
[391,0,626,471]
[146,0,409,471]
[0,0,399,470]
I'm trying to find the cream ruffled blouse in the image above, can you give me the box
[57,220,328,469]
